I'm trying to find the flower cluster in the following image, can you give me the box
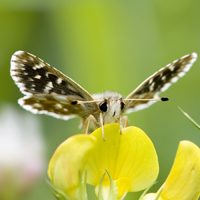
[47,123,200,200]
[0,105,45,200]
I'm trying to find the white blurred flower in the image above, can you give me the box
[0,104,46,199]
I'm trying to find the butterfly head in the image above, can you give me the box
[97,92,125,124]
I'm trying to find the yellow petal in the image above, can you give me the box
[116,177,131,199]
[142,140,200,200]
[48,134,96,199]
[161,140,200,200]
[86,124,159,192]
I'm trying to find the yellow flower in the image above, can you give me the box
[86,124,159,199]
[48,134,96,200]
[142,141,200,200]
[47,124,159,200]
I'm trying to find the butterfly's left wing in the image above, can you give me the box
[10,51,96,120]
[124,53,197,113]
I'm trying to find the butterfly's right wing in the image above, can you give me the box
[124,53,197,113]
[10,51,97,120]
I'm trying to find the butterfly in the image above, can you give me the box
[10,51,197,139]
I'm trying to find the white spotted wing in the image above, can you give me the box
[124,53,197,113]
[10,51,97,121]
[10,51,197,133]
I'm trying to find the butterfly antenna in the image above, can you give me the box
[124,97,169,102]
[71,100,102,105]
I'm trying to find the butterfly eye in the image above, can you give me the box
[99,101,108,112]
[121,102,125,110]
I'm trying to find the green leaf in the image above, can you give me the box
[179,107,200,130]
[46,171,88,200]
[46,179,71,200]
[153,188,163,200]
[76,170,88,200]
[139,182,157,200]
[98,172,107,200]
[98,170,120,200]
[106,170,119,200]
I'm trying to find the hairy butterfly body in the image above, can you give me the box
[10,51,197,139]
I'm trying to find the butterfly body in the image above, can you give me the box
[11,51,197,137]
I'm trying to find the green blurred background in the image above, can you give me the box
[0,0,200,199]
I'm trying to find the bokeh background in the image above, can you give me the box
[0,0,200,199]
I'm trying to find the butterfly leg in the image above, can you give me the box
[84,114,105,140]
[119,116,123,135]
[83,114,100,135]
[99,113,105,141]
[121,116,129,128]
[119,116,129,134]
